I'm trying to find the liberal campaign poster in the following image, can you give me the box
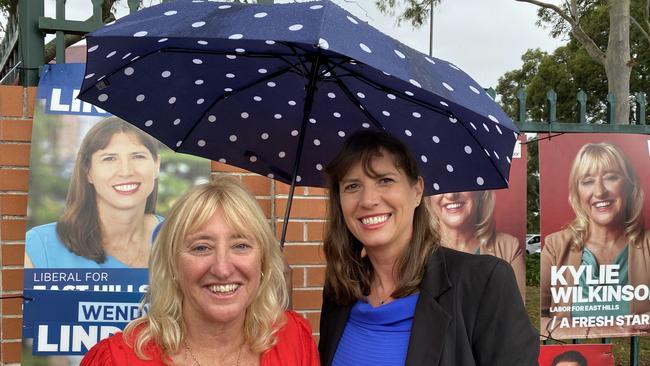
[22,64,210,365]
[428,135,528,301]
[539,344,614,366]
[539,133,650,339]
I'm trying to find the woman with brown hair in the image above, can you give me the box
[318,130,538,365]
[25,116,161,268]
[428,190,526,300]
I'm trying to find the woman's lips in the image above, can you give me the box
[113,183,141,194]
[443,202,465,212]
[359,214,390,227]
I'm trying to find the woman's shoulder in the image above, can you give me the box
[277,311,313,338]
[263,311,318,365]
[26,222,59,240]
[544,229,574,252]
[81,332,130,366]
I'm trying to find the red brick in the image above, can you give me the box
[0,119,32,141]
[292,289,322,310]
[27,87,37,118]
[1,269,23,291]
[0,86,24,117]
[0,144,31,166]
[1,317,22,339]
[211,161,248,173]
[0,169,29,190]
[275,221,303,242]
[276,181,307,195]
[0,194,28,215]
[284,244,325,265]
[307,187,328,196]
[306,266,326,287]
[241,175,271,196]
[291,266,305,288]
[276,198,327,219]
[1,341,22,364]
[1,244,25,266]
[307,221,325,241]
[304,312,321,333]
[0,219,26,240]
[2,297,22,315]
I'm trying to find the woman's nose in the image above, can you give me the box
[118,159,134,176]
[360,186,380,207]
[210,253,235,279]
[594,179,608,197]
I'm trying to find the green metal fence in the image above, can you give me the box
[1,1,648,365]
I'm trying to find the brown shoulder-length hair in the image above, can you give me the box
[56,116,160,263]
[566,142,645,249]
[323,130,439,305]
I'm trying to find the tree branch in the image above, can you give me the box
[516,0,606,66]
[631,15,650,45]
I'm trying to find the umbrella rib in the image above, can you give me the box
[336,64,455,119]
[332,77,385,130]
[177,63,298,150]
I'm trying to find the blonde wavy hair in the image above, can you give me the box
[566,142,645,250]
[124,175,288,360]
[429,190,497,249]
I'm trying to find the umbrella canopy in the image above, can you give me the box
[79,0,517,196]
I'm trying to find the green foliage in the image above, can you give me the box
[525,253,540,286]
[375,0,442,27]
[526,138,539,234]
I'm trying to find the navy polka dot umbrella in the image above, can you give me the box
[78,0,519,245]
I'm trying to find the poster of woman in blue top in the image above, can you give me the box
[539,133,650,339]
[25,116,163,268]
[21,63,211,366]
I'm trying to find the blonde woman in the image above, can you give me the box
[82,176,319,365]
[428,190,526,300]
[541,142,650,339]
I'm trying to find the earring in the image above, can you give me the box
[261,272,265,280]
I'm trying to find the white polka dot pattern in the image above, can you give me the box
[78,0,519,195]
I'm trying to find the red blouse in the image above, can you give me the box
[81,311,319,366]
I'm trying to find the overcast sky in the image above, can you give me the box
[45,0,565,88]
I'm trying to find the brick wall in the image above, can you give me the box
[0,85,36,365]
[0,86,326,364]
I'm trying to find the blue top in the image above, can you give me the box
[332,292,419,366]
[572,246,629,318]
[26,216,163,268]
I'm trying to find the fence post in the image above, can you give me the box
[576,90,587,124]
[18,0,44,86]
[516,88,526,123]
[128,0,142,13]
[630,336,640,366]
[55,0,66,63]
[546,89,557,123]
[606,93,616,124]
[635,92,646,125]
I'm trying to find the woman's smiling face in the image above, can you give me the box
[429,191,478,231]
[338,151,423,252]
[577,167,628,228]
[86,132,159,211]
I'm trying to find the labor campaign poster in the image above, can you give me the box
[539,344,614,366]
[22,63,210,364]
[428,134,528,301]
[539,133,650,339]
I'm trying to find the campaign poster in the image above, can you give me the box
[539,133,650,339]
[428,135,528,301]
[22,63,210,364]
[539,344,614,366]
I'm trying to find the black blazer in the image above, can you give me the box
[319,247,539,366]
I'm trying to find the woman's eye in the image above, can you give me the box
[343,183,359,192]
[101,156,117,162]
[580,178,594,186]
[233,242,252,251]
[191,244,210,253]
[133,153,148,160]
[604,174,620,182]
[379,177,395,185]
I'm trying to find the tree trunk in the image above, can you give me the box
[606,0,632,124]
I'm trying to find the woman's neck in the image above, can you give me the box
[96,202,152,266]
[440,226,479,253]
[586,224,626,250]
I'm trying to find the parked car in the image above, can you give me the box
[526,234,541,254]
